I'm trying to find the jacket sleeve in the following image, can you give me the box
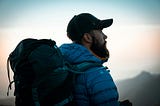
[74,66,120,106]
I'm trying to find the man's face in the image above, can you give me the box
[89,30,110,60]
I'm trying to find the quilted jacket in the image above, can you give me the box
[60,43,119,106]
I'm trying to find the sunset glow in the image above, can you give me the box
[0,1,160,95]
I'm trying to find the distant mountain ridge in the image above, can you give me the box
[116,71,160,106]
[0,97,15,106]
[0,71,160,106]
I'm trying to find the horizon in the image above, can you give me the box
[0,0,160,97]
[0,71,160,99]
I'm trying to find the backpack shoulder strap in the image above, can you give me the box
[68,62,107,74]
[76,62,104,72]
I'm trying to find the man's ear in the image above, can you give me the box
[82,33,93,43]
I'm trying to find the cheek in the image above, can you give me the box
[95,38,104,48]
[93,32,104,45]
[98,36,105,45]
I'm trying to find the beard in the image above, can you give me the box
[90,37,110,60]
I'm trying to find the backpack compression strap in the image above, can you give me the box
[7,56,12,96]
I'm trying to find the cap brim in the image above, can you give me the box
[98,19,113,29]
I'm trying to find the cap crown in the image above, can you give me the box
[67,13,100,41]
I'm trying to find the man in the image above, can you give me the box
[60,13,131,106]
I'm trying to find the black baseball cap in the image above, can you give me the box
[67,13,113,41]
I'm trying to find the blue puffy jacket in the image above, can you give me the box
[60,43,119,106]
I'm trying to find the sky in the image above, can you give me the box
[0,0,160,96]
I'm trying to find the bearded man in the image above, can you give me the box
[60,13,131,106]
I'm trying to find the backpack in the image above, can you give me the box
[7,38,102,106]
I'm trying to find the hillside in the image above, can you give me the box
[116,71,160,106]
[0,71,160,106]
[0,97,15,106]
